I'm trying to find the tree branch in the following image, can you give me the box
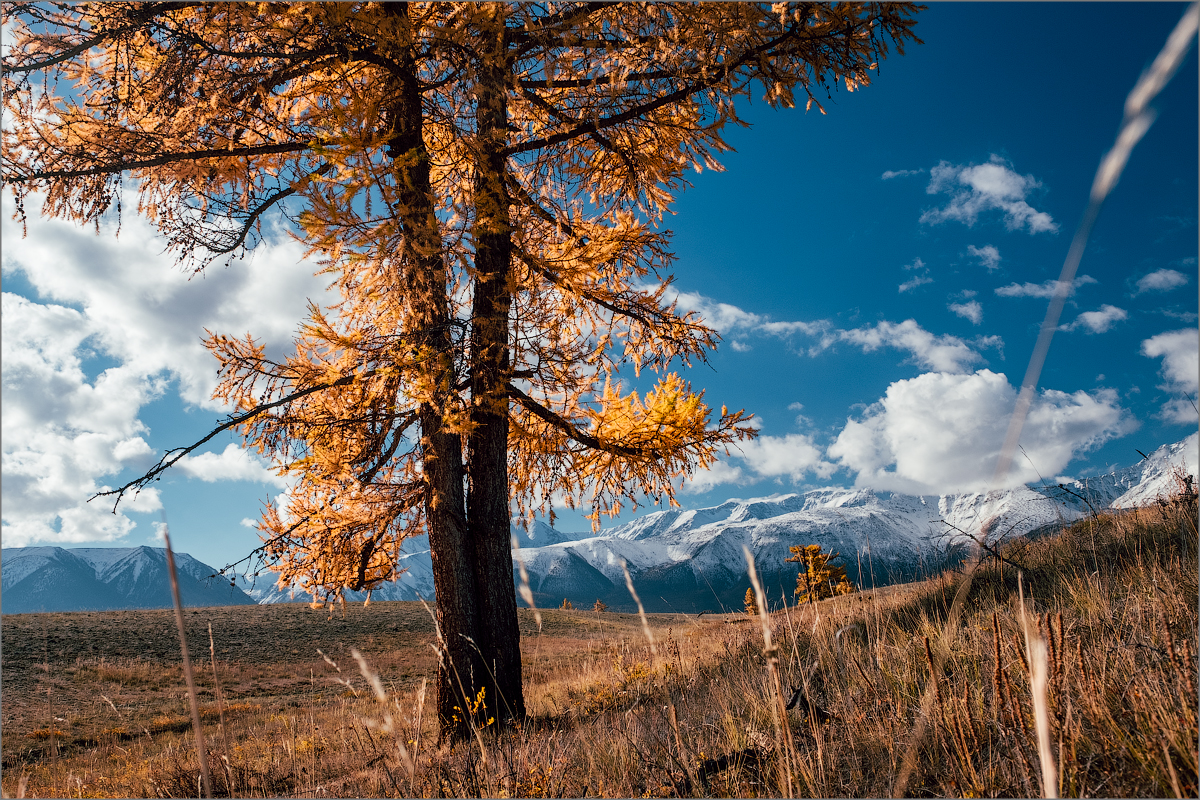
[5,141,318,184]
[208,163,332,255]
[504,28,798,156]
[0,2,202,75]
[508,383,645,458]
[90,370,371,511]
[357,410,419,486]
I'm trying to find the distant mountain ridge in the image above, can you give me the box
[4,435,1193,614]
[509,433,1196,612]
[239,433,1196,612]
[1,545,256,614]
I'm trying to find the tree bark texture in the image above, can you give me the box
[382,4,482,742]
[466,4,525,728]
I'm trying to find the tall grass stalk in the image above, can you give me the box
[162,526,212,799]
[745,544,797,797]
[621,558,657,656]
[1021,573,1059,798]
[206,623,234,796]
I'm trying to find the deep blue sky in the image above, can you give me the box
[3,3,1197,570]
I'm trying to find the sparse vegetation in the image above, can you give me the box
[3,489,1195,797]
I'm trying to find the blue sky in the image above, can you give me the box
[3,3,1197,571]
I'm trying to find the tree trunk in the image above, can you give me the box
[382,4,482,742]
[466,3,525,728]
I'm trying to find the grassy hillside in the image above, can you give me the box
[3,485,1195,798]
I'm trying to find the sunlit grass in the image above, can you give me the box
[3,488,1195,798]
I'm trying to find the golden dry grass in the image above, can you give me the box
[2,492,1195,798]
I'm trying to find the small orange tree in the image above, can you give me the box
[744,586,759,616]
[787,544,857,605]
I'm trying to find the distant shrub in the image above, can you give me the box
[593,599,607,612]
[560,598,574,610]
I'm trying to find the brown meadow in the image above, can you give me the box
[2,492,1195,798]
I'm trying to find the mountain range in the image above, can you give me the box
[4,434,1194,614]
[240,433,1196,612]
[0,545,256,614]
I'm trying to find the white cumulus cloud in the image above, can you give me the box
[682,432,837,494]
[736,434,837,482]
[899,275,933,293]
[1142,329,1199,423]
[827,370,1133,494]
[176,443,288,487]
[1,195,331,547]
[882,168,924,180]
[682,460,745,494]
[995,275,1097,298]
[834,320,990,373]
[967,244,1002,271]
[921,155,1059,234]
[1,293,164,545]
[1061,304,1128,334]
[1134,268,1189,294]
[668,290,997,374]
[949,300,983,325]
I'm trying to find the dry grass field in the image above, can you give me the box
[2,490,1196,798]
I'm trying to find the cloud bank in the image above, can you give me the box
[1142,329,1199,423]
[1,198,329,546]
[995,275,1097,298]
[669,290,997,374]
[827,370,1133,494]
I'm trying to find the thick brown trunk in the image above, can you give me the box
[466,4,525,728]
[382,4,481,742]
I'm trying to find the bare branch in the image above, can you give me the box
[4,141,318,184]
[208,163,332,255]
[90,370,371,512]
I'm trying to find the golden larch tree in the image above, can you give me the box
[2,1,918,739]
[787,544,858,605]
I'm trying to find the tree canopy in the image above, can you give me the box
[3,0,920,739]
[787,544,858,604]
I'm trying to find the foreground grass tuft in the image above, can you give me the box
[3,491,1195,797]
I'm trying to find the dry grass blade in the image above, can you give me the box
[350,648,414,778]
[207,623,234,796]
[1021,573,1059,799]
[621,558,657,655]
[512,534,543,633]
[162,526,211,799]
[744,544,796,798]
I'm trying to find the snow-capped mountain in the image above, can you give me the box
[240,434,1196,613]
[234,518,578,604]
[1110,434,1198,508]
[8,436,1191,614]
[508,433,1198,613]
[0,546,255,614]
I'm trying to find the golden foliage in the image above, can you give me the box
[3,2,920,603]
[744,587,759,616]
[786,544,857,604]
